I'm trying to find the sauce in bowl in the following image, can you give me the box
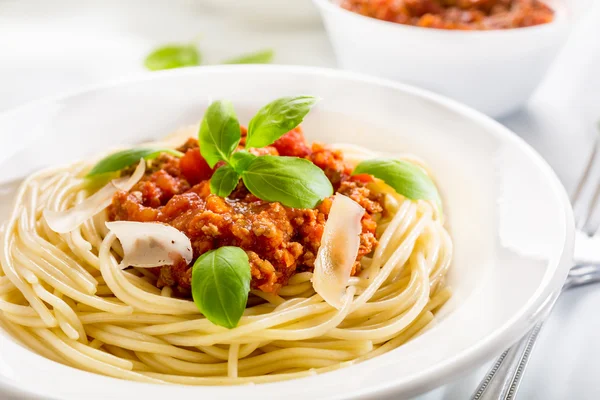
[338,0,554,30]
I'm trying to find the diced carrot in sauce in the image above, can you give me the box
[351,173,375,184]
[179,148,213,185]
[272,127,312,158]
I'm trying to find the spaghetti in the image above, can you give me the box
[0,131,452,385]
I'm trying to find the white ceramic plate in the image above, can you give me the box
[0,66,574,399]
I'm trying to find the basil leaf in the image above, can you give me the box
[246,96,319,149]
[86,147,183,177]
[210,165,240,197]
[199,100,241,168]
[353,158,441,209]
[242,156,333,209]
[230,150,257,174]
[144,45,201,71]
[223,49,274,65]
[191,247,250,329]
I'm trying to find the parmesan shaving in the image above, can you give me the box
[44,159,145,233]
[106,221,193,268]
[312,194,364,309]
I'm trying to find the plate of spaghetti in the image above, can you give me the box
[0,66,573,399]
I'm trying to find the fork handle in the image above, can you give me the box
[471,322,544,400]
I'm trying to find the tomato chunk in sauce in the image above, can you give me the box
[339,0,554,30]
[109,128,383,297]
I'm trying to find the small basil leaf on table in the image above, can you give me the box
[210,165,240,197]
[230,150,257,174]
[199,100,242,168]
[86,147,183,177]
[242,156,333,209]
[144,45,201,71]
[191,247,251,329]
[353,158,442,209]
[223,49,274,65]
[246,96,319,149]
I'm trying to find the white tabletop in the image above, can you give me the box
[1,0,599,398]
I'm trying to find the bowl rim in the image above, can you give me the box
[312,0,569,37]
[0,65,575,399]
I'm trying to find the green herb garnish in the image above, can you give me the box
[144,44,201,71]
[198,100,241,168]
[191,247,250,329]
[353,158,442,210]
[223,49,274,65]
[198,96,331,209]
[242,156,332,209]
[144,41,272,71]
[246,96,319,149]
[230,150,257,174]
[209,165,240,197]
[87,147,183,177]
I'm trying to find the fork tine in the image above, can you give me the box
[573,129,600,232]
[580,182,600,235]
[571,136,599,204]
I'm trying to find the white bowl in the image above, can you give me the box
[203,0,320,25]
[313,0,571,118]
[0,66,573,399]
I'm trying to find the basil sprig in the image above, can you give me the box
[144,40,273,71]
[246,96,319,149]
[87,147,183,177]
[144,45,201,71]
[191,247,250,329]
[200,96,332,207]
[353,158,441,209]
[230,150,257,173]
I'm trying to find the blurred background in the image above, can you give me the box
[0,0,598,189]
[1,0,600,398]
[0,0,331,110]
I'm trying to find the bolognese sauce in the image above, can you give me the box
[338,0,554,30]
[109,127,383,297]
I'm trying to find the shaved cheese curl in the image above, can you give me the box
[43,159,146,233]
[106,221,193,268]
[312,194,364,309]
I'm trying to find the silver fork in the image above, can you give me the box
[471,134,600,400]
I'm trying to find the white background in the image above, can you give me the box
[1,0,600,398]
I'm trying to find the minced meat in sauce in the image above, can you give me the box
[339,0,554,30]
[109,127,383,297]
